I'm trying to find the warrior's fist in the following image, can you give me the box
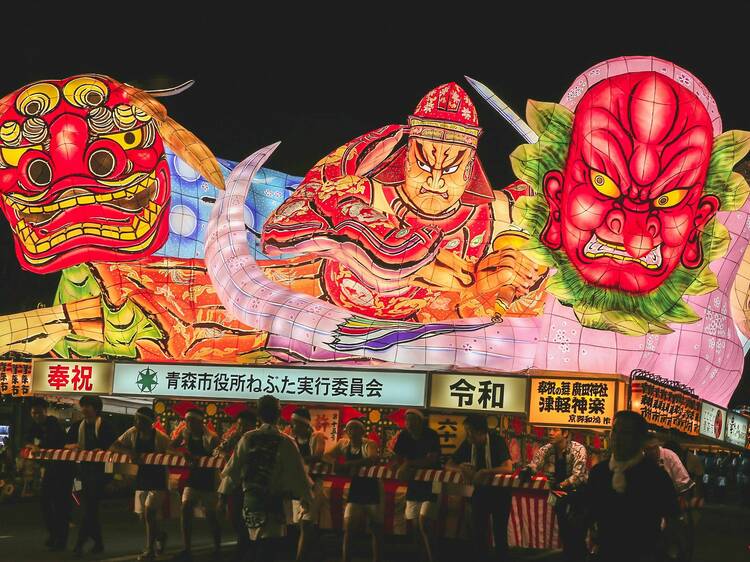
[410,249,475,292]
[474,232,545,309]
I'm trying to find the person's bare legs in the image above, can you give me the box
[144,505,158,553]
[342,506,362,562]
[419,515,436,562]
[369,519,383,562]
[205,507,221,553]
[180,500,194,554]
[297,520,317,562]
[342,519,353,562]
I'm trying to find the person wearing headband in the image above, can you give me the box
[169,408,221,561]
[325,418,382,562]
[111,407,171,561]
[287,407,327,562]
[64,394,117,557]
[216,408,257,562]
[219,395,312,562]
[391,409,441,562]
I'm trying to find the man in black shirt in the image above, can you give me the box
[392,409,441,562]
[585,411,679,562]
[447,414,513,562]
[169,408,221,561]
[25,397,74,552]
[65,395,117,556]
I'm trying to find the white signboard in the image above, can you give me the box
[699,402,727,441]
[725,412,749,448]
[113,363,426,407]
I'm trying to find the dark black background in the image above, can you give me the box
[2,9,749,404]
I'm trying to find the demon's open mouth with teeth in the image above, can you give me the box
[0,75,171,273]
[583,234,663,270]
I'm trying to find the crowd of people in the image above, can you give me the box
[23,394,717,562]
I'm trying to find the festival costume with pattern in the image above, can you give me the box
[262,83,544,322]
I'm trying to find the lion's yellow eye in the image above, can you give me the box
[589,170,621,198]
[653,189,689,208]
[100,127,143,150]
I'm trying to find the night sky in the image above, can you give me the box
[2,13,749,403]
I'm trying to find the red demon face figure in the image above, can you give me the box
[0,76,171,273]
[541,72,718,293]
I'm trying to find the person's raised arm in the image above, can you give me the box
[446,439,475,483]
[218,433,246,498]
[109,428,135,454]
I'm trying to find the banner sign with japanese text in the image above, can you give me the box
[699,402,727,441]
[630,371,701,436]
[725,412,749,448]
[428,373,528,414]
[429,413,466,464]
[10,361,32,397]
[0,360,12,394]
[113,363,427,407]
[32,359,113,395]
[309,408,340,443]
[529,376,618,428]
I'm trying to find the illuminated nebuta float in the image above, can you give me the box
[206,56,750,406]
[0,59,746,407]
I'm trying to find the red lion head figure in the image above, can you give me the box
[0,75,224,273]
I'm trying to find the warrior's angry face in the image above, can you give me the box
[403,138,474,216]
[541,73,717,293]
[0,76,170,273]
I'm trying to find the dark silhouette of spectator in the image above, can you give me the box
[584,411,679,562]
[65,395,117,557]
[25,397,74,552]
[446,414,513,562]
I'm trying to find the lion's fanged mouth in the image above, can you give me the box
[584,233,662,269]
[5,173,157,226]
[6,172,164,256]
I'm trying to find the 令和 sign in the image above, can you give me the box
[428,373,528,414]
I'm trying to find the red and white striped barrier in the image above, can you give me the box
[19,447,225,468]
[307,463,550,489]
[20,448,550,489]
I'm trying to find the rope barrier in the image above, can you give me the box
[19,447,551,489]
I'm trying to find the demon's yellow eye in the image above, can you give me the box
[653,188,689,209]
[590,170,621,198]
[0,145,43,167]
[100,127,143,150]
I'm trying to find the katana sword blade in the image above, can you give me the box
[464,75,539,144]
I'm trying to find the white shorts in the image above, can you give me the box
[344,502,383,526]
[405,499,439,520]
[292,497,321,523]
[182,487,218,511]
[134,490,166,515]
[292,480,323,523]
